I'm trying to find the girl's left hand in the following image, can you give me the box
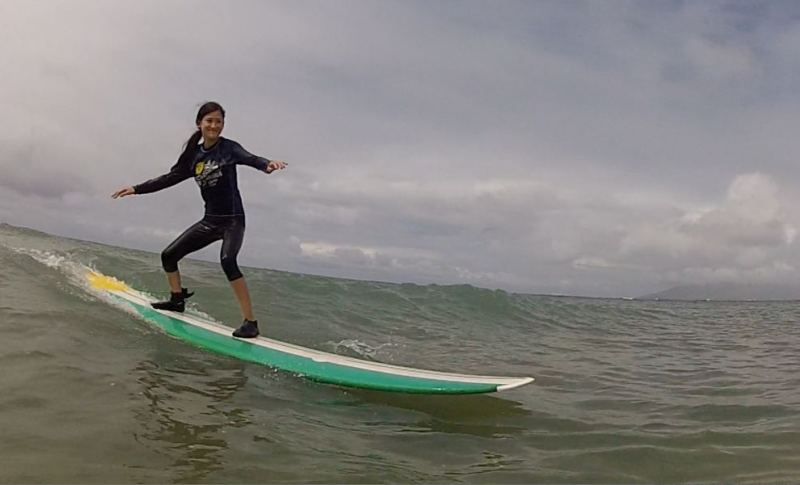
[266,160,288,173]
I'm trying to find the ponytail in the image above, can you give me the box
[172,129,202,172]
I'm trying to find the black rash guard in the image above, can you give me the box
[133,137,270,216]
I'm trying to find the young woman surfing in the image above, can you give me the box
[112,101,287,338]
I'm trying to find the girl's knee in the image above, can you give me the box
[220,256,242,281]
[161,249,180,273]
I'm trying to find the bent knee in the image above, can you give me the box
[220,256,242,281]
[161,249,180,273]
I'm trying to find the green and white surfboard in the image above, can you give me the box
[87,271,534,394]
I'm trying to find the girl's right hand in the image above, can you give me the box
[111,186,135,199]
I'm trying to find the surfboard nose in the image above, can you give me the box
[87,271,130,292]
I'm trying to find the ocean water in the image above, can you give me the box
[1,222,799,483]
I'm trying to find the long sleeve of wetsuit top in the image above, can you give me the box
[230,141,271,172]
[133,163,193,194]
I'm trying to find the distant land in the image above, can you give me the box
[640,282,800,301]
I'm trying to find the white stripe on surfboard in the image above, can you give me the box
[110,287,534,389]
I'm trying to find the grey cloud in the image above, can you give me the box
[3,1,800,297]
[0,142,87,199]
[615,173,797,285]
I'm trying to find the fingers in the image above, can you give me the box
[267,160,288,173]
[111,187,133,199]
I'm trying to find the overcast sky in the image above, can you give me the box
[3,0,800,297]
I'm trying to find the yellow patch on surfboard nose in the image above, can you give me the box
[87,271,130,292]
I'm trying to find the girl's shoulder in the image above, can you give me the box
[220,137,242,147]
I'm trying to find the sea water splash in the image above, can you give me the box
[12,247,152,323]
[11,246,230,330]
[12,247,73,271]
[325,338,399,361]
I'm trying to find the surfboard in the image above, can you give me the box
[86,271,534,394]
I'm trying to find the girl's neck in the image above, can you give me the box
[202,137,220,150]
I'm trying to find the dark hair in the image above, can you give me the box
[172,101,226,171]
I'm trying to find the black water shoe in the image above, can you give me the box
[233,319,259,338]
[151,288,194,312]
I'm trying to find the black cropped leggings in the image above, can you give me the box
[161,215,245,281]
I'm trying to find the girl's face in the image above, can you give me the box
[198,110,224,143]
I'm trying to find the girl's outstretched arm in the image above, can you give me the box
[130,166,193,195]
[112,164,193,199]
[230,140,287,173]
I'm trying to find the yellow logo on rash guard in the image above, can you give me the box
[194,159,221,188]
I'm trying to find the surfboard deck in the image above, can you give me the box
[86,271,534,394]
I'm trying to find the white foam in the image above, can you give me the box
[13,246,232,329]
[12,247,145,321]
[13,247,69,269]
[326,338,398,360]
